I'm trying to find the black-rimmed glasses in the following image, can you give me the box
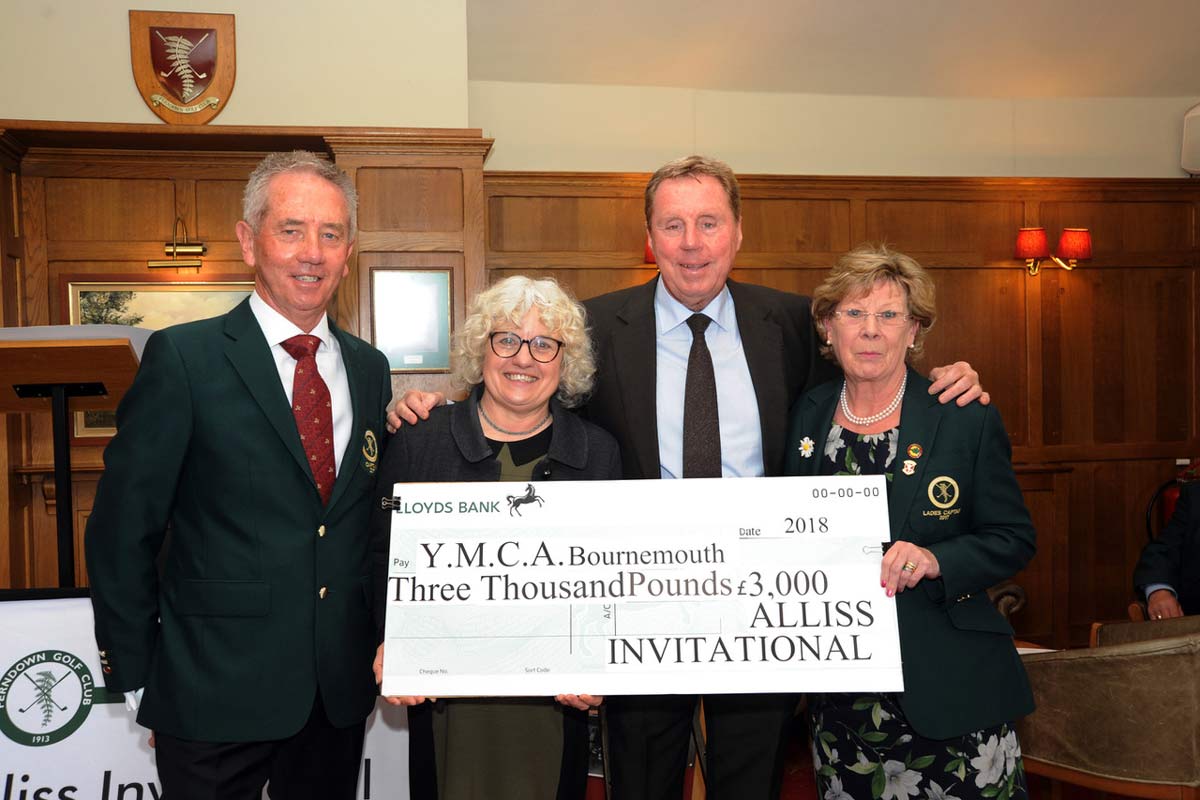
[489,331,564,363]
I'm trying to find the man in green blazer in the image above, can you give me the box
[85,152,392,799]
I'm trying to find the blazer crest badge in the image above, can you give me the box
[129,10,236,125]
[362,429,379,475]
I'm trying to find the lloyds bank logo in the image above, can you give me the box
[0,651,95,746]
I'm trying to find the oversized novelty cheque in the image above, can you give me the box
[380,475,902,697]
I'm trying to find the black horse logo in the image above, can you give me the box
[506,484,544,516]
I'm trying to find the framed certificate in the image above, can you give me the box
[370,268,452,373]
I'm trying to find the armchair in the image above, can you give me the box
[1017,616,1200,798]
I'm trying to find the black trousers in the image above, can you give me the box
[605,693,795,800]
[155,692,365,800]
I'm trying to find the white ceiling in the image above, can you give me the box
[467,0,1200,98]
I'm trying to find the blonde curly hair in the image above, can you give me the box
[452,276,595,408]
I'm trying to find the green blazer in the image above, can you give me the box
[85,298,392,742]
[784,368,1035,740]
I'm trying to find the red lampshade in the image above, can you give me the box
[644,240,656,264]
[1015,227,1050,259]
[1056,227,1092,260]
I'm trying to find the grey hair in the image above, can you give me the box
[452,276,596,408]
[242,151,358,239]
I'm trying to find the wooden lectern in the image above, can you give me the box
[0,338,140,588]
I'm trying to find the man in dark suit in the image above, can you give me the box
[584,156,987,800]
[1134,482,1200,618]
[85,151,392,800]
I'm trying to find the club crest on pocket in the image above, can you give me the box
[362,429,379,474]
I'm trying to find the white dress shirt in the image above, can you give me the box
[654,280,764,479]
[250,292,353,475]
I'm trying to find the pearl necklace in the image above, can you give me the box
[479,403,551,437]
[839,372,907,427]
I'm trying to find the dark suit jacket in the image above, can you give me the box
[582,277,837,479]
[85,298,392,742]
[784,369,1036,740]
[1134,482,1200,615]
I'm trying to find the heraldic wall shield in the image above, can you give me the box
[130,10,236,125]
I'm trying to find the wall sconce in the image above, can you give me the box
[148,217,206,269]
[1015,227,1092,276]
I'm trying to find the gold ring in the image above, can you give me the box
[902,561,917,572]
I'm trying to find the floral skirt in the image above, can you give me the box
[809,693,1027,800]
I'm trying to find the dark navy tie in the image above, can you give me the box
[682,313,721,478]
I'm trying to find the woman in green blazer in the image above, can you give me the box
[784,245,1035,800]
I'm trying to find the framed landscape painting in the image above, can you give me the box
[63,275,254,440]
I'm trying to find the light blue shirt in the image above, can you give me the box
[654,280,764,479]
[1144,582,1175,601]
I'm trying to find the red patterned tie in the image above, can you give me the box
[282,334,335,505]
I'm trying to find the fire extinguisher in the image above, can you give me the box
[1145,458,1200,542]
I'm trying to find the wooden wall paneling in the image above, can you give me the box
[847,198,869,246]
[1040,201,1194,264]
[358,167,464,232]
[1194,245,1200,444]
[1064,458,1183,646]
[1010,468,1071,647]
[17,173,54,525]
[484,172,646,271]
[175,178,197,248]
[1040,266,1194,448]
[43,177,177,241]
[920,267,1030,445]
[0,164,19,588]
[462,166,488,313]
[729,198,852,256]
[864,199,1025,264]
[1023,250,1045,450]
[23,472,100,587]
[489,267,660,302]
[16,149,278,181]
[726,267,826,298]
[195,179,248,241]
[488,195,645,261]
[329,134,492,345]
[20,175,47,327]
